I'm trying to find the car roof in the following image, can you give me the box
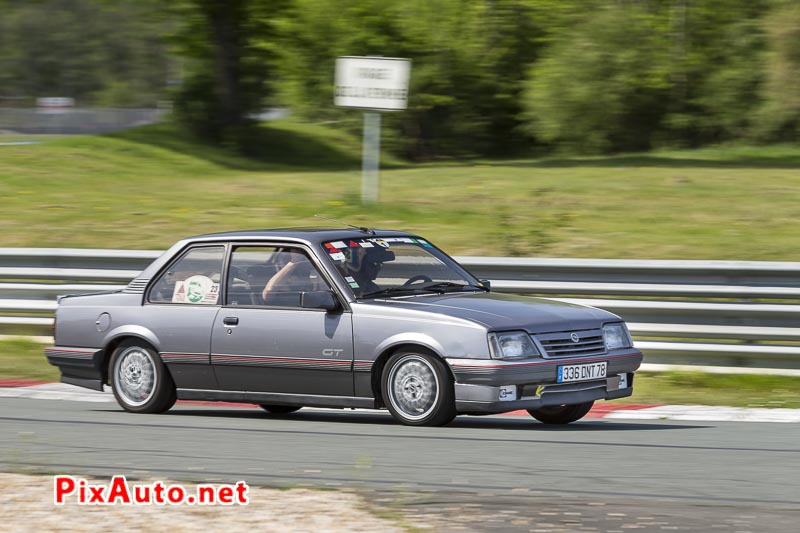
[134,227,419,281]
[189,227,414,245]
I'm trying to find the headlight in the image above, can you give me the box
[603,323,632,350]
[488,331,539,359]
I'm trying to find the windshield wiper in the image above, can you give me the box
[417,282,488,293]
[361,286,441,299]
[361,282,486,299]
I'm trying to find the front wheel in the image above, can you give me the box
[527,401,594,424]
[109,340,176,414]
[382,351,456,427]
[259,405,302,414]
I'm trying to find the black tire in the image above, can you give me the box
[259,404,302,414]
[381,351,456,427]
[109,339,176,414]
[527,401,595,424]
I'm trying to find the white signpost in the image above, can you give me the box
[335,56,410,203]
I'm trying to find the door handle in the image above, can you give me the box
[223,317,239,327]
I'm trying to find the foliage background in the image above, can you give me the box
[0,0,799,157]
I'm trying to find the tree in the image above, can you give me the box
[170,0,288,146]
[755,0,800,141]
[521,0,773,153]
[276,0,545,159]
[522,3,672,153]
[0,0,171,106]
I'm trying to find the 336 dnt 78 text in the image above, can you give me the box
[54,475,249,506]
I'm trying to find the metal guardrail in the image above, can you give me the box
[0,107,165,134]
[2,248,799,371]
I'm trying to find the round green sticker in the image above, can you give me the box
[187,280,204,303]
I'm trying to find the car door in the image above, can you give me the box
[210,244,354,396]
[142,244,226,390]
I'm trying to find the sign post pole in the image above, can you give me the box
[362,112,381,203]
[334,56,410,205]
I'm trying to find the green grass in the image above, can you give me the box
[0,339,58,382]
[619,372,800,409]
[1,340,797,408]
[0,121,799,259]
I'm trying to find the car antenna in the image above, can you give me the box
[314,214,376,235]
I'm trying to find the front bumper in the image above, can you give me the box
[447,350,642,414]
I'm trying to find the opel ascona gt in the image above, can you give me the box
[46,228,643,426]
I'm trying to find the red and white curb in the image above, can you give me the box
[2,381,799,423]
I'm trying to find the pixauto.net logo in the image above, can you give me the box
[54,475,249,506]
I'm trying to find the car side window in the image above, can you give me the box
[226,245,330,307]
[148,246,225,305]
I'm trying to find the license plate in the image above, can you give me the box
[557,361,607,383]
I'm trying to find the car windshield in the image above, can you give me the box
[322,236,484,299]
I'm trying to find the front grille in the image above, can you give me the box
[535,329,606,358]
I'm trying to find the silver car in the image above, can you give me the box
[46,228,643,426]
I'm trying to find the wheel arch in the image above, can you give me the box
[370,343,455,409]
[101,328,163,385]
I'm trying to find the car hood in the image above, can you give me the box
[360,292,621,333]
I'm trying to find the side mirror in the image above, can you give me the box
[479,279,492,291]
[301,290,341,312]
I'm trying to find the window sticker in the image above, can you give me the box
[329,241,347,249]
[358,241,374,248]
[172,275,219,304]
[349,240,361,247]
[330,252,346,262]
[417,239,433,248]
[345,276,360,289]
[371,239,389,248]
[173,282,186,302]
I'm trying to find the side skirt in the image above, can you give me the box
[177,389,376,409]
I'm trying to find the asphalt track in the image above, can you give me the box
[1,397,798,531]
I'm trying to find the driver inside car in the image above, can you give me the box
[261,248,319,304]
[344,246,395,296]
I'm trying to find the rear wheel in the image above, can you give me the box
[527,401,594,424]
[259,405,302,414]
[109,339,176,414]
[382,351,456,427]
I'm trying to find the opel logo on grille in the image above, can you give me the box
[570,332,580,343]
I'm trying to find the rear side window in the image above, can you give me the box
[148,246,226,305]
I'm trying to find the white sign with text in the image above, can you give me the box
[334,56,410,111]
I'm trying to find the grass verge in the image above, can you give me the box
[616,371,800,409]
[1,339,797,409]
[0,123,798,259]
[0,339,58,382]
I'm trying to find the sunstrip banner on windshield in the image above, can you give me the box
[324,237,430,250]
